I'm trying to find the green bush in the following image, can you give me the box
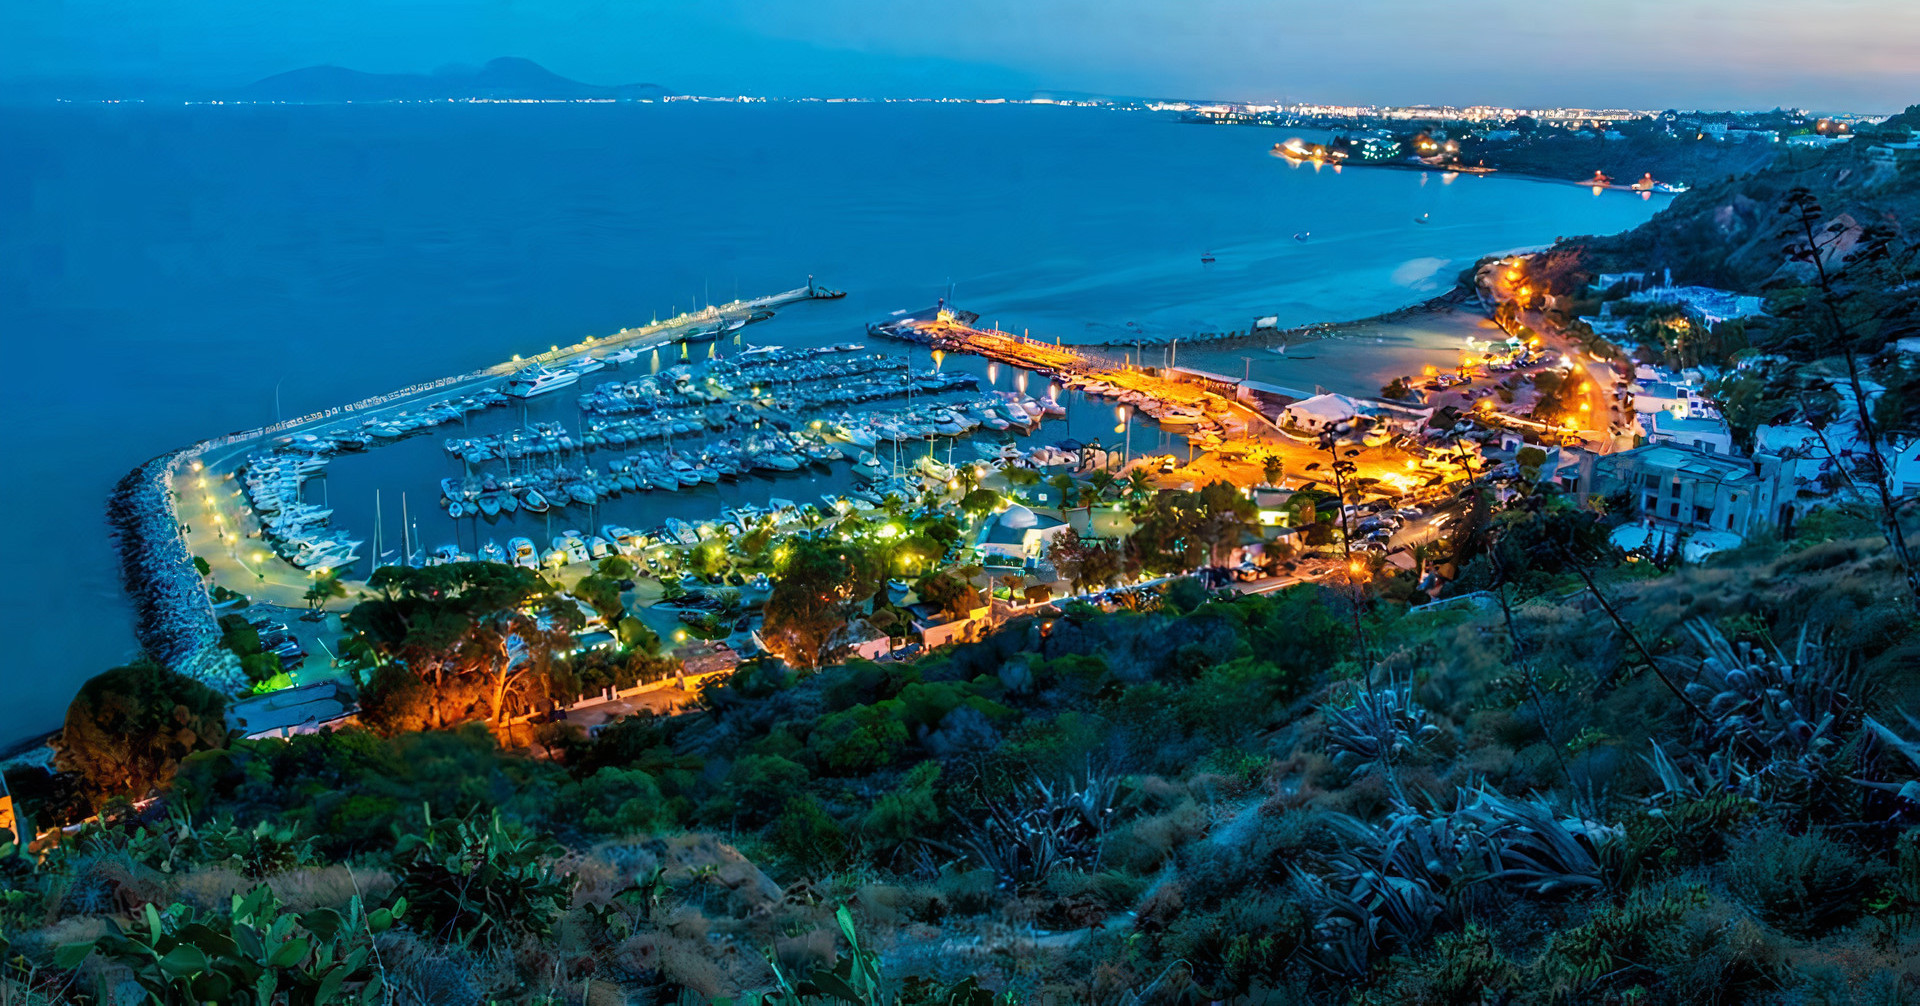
[1376,921,1520,1006]
[807,705,909,775]
[388,809,574,952]
[1725,828,1889,937]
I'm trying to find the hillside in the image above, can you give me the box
[1573,131,1920,294]
[240,57,667,102]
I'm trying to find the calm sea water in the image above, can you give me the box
[0,101,1664,745]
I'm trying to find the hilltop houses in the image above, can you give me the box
[1588,444,1795,538]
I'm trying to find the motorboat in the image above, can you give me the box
[502,365,581,399]
[480,540,509,564]
[664,518,699,545]
[586,535,615,560]
[508,537,539,568]
[554,533,591,565]
[521,488,550,513]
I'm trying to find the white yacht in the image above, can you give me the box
[502,365,582,399]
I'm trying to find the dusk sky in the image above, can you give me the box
[5,0,1919,111]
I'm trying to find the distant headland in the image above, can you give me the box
[239,57,668,103]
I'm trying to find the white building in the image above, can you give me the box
[975,503,1072,568]
[1646,411,1735,455]
[1588,444,1794,537]
[1634,381,1718,420]
[1280,393,1368,432]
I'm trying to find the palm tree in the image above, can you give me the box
[1087,469,1117,512]
[1123,468,1156,516]
[302,569,347,619]
[1263,453,1285,487]
[1047,473,1077,520]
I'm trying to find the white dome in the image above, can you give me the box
[999,504,1039,529]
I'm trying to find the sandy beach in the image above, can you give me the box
[1174,291,1505,400]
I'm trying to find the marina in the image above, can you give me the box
[151,279,1244,665]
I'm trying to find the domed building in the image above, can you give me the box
[975,502,1070,568]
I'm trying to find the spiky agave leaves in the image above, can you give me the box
[1321,684,1444,777]
[1681,620,1859,767]
[961,770,1121,890]
[1857,712,1920,812]
[1456,787,1614,896]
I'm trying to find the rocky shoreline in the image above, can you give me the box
[107,451,247,696]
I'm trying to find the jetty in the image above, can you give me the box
[869,304,1085,375]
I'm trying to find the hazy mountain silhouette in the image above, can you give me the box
[242,57,667,101]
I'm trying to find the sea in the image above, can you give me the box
[0,100,1667,747]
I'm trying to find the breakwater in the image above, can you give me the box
[108,284,836,695]
[107,451,247,693]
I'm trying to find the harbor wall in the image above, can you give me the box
[107,450,241,691]
[111,285,825,695]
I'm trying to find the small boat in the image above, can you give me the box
[586,535,615,560]
[477,493,502,517]
[447,499,468,518]
[1200,250,1216,264]
[1294,232,1310,242]
[521,488,551,513]
[664,518,699,545]
[1414,213,1430,224]
[508,537,538,568]
[480,540,508,564]
[498,491,519,514]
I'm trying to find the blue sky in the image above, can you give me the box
[5,0,1918,110]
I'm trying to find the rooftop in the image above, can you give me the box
[1606,444,1759,482]
[226,682,357,738]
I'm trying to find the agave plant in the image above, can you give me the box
[1455,787,1614,896]
[1680,620,1859,770]
[960,770,1120,890]
[1320,685,1443,777]
[1858,712,1920,811]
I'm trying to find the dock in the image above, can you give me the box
[870,308,1085,375]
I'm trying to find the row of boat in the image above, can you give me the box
[238,450,362,572]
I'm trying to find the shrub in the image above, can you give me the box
[388,810,574,951]
[1724,828,1889,937]
[766,795,849,875]
[807,705,909,775]
[1375,921,1520,1006]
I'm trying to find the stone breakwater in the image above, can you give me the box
[107,451,248,694]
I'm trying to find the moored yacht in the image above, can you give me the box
[502,365,582,399]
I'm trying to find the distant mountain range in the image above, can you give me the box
[241,57,667,102]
